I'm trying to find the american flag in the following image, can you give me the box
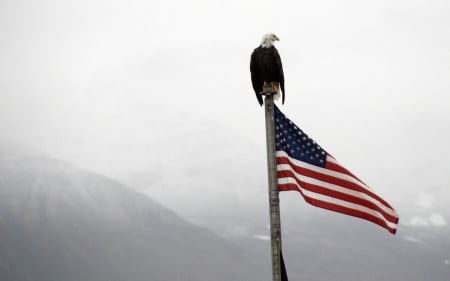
[274,105,399,234]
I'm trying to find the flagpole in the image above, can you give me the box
[264,90,283,281]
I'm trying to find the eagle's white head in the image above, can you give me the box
[261,33,280,48]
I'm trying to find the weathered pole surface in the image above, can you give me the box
[263,89,283,281]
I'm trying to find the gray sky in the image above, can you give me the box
[1,0,450,226]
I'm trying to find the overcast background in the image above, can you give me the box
[1,0,450,243]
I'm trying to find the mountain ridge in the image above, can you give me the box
[0,148,268,281]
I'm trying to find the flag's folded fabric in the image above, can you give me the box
[280,250,288,281]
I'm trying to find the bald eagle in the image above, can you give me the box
[250,33,285,106]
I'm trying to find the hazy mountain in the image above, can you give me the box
[118,117,450,280]
[0,148,269,281]
[280,212,450,281]
[176,189,450,281]
[1,146,448,281]
[124,144,450,281]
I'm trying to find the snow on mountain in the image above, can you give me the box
[1,144,449,281]
[0,147,269,281]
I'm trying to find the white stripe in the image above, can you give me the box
[276,151,372,193]
[277,163,398,218]
[279,177,398,230]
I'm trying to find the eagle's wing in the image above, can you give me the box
[274,49,285,104]
[250,50,264,106]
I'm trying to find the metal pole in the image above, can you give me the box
[264,92,282,281]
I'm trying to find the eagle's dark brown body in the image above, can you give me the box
[250,45,285,106]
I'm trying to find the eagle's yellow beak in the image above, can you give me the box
[274,35,280,41]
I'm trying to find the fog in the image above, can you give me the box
[1,0,450,228]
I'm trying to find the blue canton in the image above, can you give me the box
[274,105,327,168]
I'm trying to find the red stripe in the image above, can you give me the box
[325,158,363,182]
[303,194,398,234]
[278,184,397,234]
[278,183,300,192]
[325,160,395,209]
[325,159,395,209]
[277,156,394,210]
[277,169,398,223]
